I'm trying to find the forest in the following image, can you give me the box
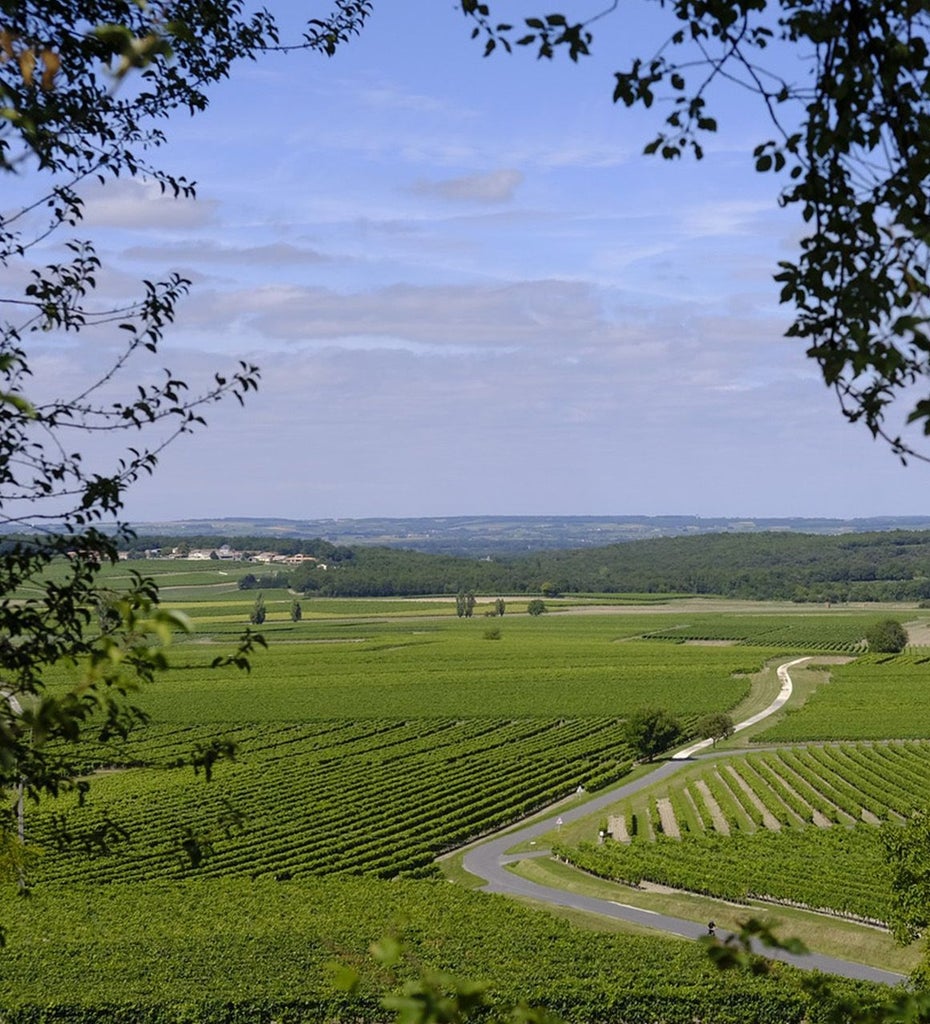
[121,529,930,603]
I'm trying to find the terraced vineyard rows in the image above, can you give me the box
[30,718,641,885]
[560,742,930,922]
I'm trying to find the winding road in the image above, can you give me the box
[461,658,906,986]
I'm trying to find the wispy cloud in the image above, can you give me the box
[122,241,329,266]
[80,179,217,230]
[180,279,607,349]
[357,81,454,114]
[682,198,776,238]
[412,169,524,203]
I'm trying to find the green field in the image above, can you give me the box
[28,618,769,883]
[0,875,856,1024]
[30,718,636,884]
[5,579,929,1019]
[758,654,930,740]
[134,627,765,721]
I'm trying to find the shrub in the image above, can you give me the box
[865,619,908,653]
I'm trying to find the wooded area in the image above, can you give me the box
[120,529,930,603]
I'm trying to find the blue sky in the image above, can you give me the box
[18,3,930,521]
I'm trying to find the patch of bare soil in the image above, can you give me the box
[684,639,737,647]
[608,814,629,843]
[725,766,781,831]
[656,798,680,839]
[694,781,730,835]
[905,619,930,645]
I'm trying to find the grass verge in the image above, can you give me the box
[506,856,920,975]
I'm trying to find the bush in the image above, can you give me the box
[865,618,908,653]
[527,599,547,616]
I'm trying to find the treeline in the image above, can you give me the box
[291,547,523,597]
[512,530,930,603]
[292,530,930,602]
[133,529,930,602]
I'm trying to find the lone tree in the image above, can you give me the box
[622,708,683,762]
[865,619,909,653]
[526,599,547,616]
[290,599,303,623]
[250,595,267,627]
[695,712,735,748]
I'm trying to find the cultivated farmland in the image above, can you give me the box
[3,562,929,1019]
[558,741,930,923]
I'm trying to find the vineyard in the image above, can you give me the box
[0,875,870,1024]
[6,583,930,1020]
[127,629,764,722]
[641,614,876,652]
[558,741,930,922]
[28,717,640,885]
[757,655,930,740]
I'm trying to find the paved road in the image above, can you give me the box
[461,660,907,986]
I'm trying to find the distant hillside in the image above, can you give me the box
[125,527,930,603]
[512,530,930,603]
[127,514,930,557]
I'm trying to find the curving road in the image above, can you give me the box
[461,658,906,986]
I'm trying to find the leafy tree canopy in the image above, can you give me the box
[696,711,735,746]
[622,707,682,762]
[462,1,930,462]
[0,2,371,855]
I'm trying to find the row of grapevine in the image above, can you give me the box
[560,826,891,923]
[607,742,930,843]
[28,718,635,885]
[640,614,871,651]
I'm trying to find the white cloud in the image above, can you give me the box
[682,198,777,238]
[357,82,453,115]
[80,179,218,230]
